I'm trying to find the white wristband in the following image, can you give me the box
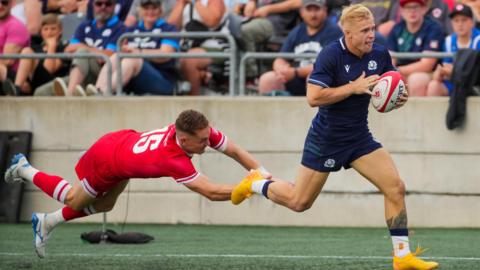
[257,166,271,178]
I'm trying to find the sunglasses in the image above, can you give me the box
[94,1,113,8]
[0,0,10,6]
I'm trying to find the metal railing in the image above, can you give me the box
[239,52,317,95]
[116,32,237,96]
[0,53,113,94]
[1,50,457,97]
[239,51,456,95]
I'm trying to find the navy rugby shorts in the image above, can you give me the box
[301,127,382,172]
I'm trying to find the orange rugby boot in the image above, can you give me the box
[231,170,264,205]
[393,246,439,270]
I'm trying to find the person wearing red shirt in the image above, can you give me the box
[4,109,268,258]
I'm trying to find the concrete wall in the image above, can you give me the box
[0,97,479,227]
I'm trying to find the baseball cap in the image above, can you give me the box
[140,0,161,6]
[399,0,426,7]
[449,4,474,19]
[302,0,326,7]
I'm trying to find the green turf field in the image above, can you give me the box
[0,223,478,270]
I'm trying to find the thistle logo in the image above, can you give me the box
[344,65,350,73]
[324,159,335,168]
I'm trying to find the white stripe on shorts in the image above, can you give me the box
[81,178,98,198]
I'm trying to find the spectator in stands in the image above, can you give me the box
[11,0,59,36]
[462,0,480,28]
[0,0,30,96]
[167,0,228,95]
[387,0,445,96]
[258,0,341,96]
[426,3,480,96]
[34,0,126,96]
[86,0,133,21]
[58,0,88,42]
[350,0,396,38]
[125,0,175,27]
[388,0,452,35]
[2,14,69,96]
[238,0,302,79]
[90,0,179,96]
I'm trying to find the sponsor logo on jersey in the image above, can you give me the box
[368,60,377,71]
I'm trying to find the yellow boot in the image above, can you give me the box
[393,246,439,270]
[231,170,264,205]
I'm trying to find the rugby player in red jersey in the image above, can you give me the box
[4,109,268,258]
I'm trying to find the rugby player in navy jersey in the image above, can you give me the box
[231,4,438,270]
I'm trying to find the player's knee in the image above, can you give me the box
[290,199,312,212]
[100,203,115,212]
[386,179,406,202]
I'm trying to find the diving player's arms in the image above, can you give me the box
[306,72,379,107]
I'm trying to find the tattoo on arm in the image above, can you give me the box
[386,209,408,229]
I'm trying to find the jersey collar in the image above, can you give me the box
[91,15,120,28]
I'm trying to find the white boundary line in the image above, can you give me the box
[0,252,479,261]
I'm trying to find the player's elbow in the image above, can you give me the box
[306,85,326,107]
[306,94,324,107]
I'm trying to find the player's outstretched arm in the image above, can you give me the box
[184,175,234,201]
[223,140,269,175]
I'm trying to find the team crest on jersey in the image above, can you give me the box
[102,29,112,37]
[416,37,422,46]
[324,159,335,168]
[368,60,377,70]
[430,40,439,49]
[344,65,350,73]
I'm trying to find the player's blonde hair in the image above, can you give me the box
[339,4,373,31]
[175,110,209,135]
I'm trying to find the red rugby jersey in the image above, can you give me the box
[112,124,227,183]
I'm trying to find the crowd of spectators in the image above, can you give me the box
[0,0,479,97]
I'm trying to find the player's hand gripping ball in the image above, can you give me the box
[371,71,405,113]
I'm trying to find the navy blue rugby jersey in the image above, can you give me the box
[280,20,342,68]
[387,17,444,66]
[70,16,126,51]
[126,19,180,74]
[307,37,395,143]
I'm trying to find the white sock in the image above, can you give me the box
[19,165,39,182]
[392,236,410,258]
[46,209,66,231]
[251,179,269,194]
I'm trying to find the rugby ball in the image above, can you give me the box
[371,71,405,113]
